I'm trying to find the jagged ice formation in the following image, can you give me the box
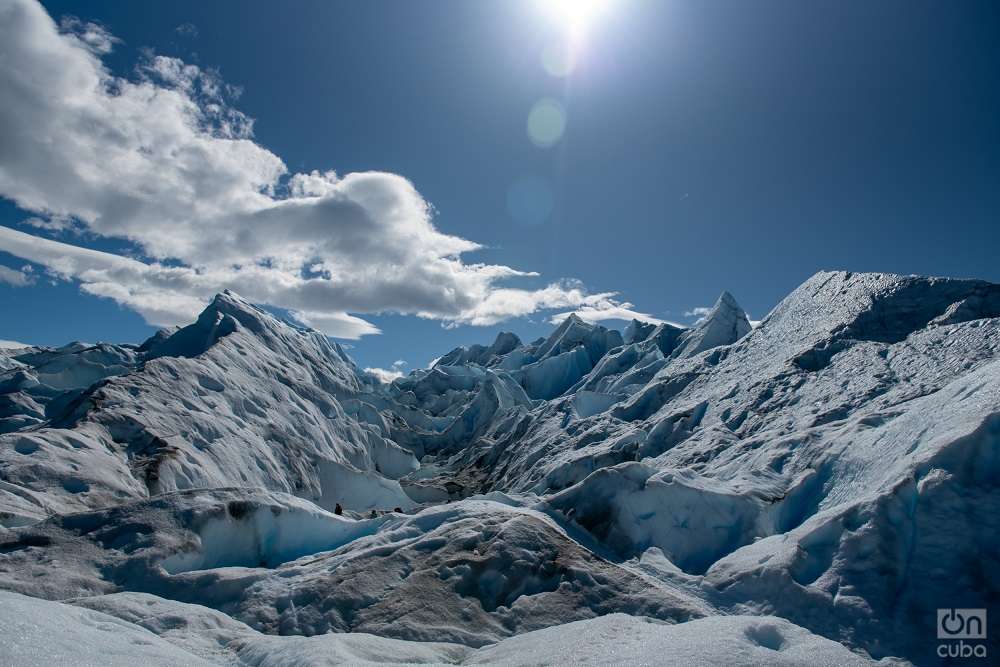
[1,271,998,665]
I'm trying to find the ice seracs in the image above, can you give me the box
[1,270,998,664]
[671,290,752,359]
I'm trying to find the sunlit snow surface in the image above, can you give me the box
[2,271,999,664]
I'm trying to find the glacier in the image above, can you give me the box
[1,270,998,665]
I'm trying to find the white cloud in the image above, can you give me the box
[288,309,381,339]
[59,15,119,55]
[0,263,35,287]
[0,0,651,338]
[548,293,676,327]
[365,367,404,383]
[364,359,407,384]
[683,305,713,325]
[460,281,660,328]
[0,226,380,337]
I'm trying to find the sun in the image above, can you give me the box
[539,0,611,41]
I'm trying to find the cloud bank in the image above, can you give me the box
[0,0,656,337]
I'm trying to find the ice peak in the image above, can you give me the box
[141,291,276,360]
[624,319,657,345]
[716,290,740,309]
[203,291,272,333]
[673,290,751,358]
[211,289,257,311]
[489,331,521,355]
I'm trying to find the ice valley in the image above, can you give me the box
[1,270,998,665]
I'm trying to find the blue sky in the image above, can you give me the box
[1,0,998,371]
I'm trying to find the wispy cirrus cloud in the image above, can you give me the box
[683,306,712,319]
[0,0,658,338]
[175,22,198,38]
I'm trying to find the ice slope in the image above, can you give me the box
[702,358,1000,661]
[444,271,1000,662]
[0,341,139,433]
[1,270,999,665]
[0,292,417,524]
[460,273,1000,497]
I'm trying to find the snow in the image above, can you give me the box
[570,390,619,418]
[159,495,383,573]
[467,613,881,666]
[313,458,416,512]
[0,290,419,518]
[2,270,999,664]
[0,590,216,667]
[0,589,884,666]
[548,462,764,574]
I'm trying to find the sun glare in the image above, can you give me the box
[539,0,610,42]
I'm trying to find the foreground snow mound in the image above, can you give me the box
[468,613,887,666]
[72,592,470,666]
[0,590,216,667]
[0,590,882,667]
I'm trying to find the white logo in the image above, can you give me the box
[938,609,987,640]
[937,609,987,659]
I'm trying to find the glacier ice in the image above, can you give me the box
[2,270,999,664]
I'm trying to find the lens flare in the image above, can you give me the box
[527,98,566,148]
[541,42,574,77]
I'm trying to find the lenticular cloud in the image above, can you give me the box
[0,0,655,337]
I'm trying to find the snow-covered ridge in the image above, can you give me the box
[2,269,998,665]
